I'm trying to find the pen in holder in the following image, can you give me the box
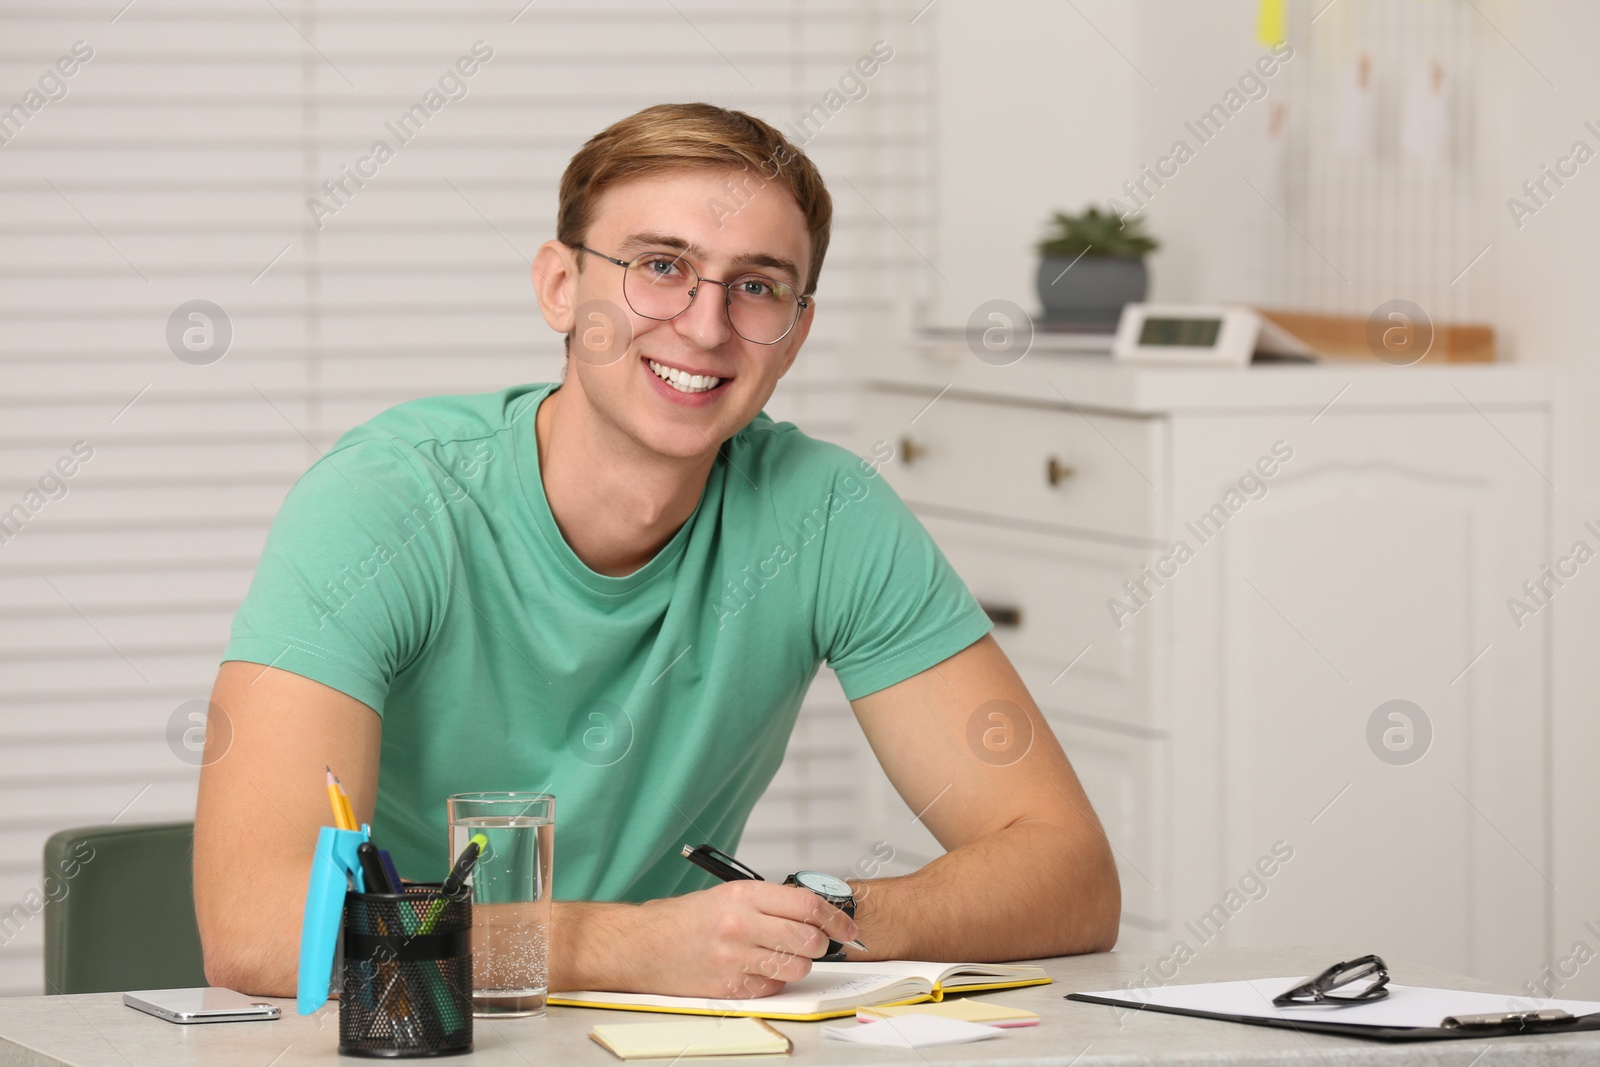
[339,882,474,1058]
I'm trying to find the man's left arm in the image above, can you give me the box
[842,634,1120,961]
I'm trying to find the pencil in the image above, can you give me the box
[326,766,356,831]
[325,767,348,829]
[335,771,357,829]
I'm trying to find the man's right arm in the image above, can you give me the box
[193,661,384,996]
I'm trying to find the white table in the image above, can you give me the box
[2,948,1598,1065]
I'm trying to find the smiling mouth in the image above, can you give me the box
[647,358,727,394]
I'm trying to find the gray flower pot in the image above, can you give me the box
[1036,255,1148,328]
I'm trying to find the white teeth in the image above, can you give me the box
[648,359,722,394]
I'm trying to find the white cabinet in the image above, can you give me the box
[852,338,1552,988]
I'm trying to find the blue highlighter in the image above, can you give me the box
[297,823,370,1015]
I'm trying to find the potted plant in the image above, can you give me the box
[1035,206,1159,328]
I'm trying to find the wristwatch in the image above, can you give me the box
[783,870,856,962]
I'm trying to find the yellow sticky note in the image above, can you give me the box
[1257,0,1287,46]
[590,1017,792,1060]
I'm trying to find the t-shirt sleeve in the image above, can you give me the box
[810,454,994,701]
[221,437,458,715]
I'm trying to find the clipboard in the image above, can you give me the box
[1068,979,1600,1044]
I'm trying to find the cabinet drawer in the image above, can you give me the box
[920,515,1163,732]
[864,388,1165,541]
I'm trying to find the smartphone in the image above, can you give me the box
[123,987,282,1024]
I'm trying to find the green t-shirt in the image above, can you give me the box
[223,383,991,900]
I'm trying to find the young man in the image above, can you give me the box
[193,102,1118,999]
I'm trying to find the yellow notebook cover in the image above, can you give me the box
[590,1017,792,1059]
[550,960,1052,1022]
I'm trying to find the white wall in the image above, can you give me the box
[927,0,1140,330]
[1472,0,1600,1003]
[1125,0,1285,308]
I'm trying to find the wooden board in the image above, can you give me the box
[1257,308,1495,363]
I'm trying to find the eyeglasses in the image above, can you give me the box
[574,245,809,346]
[1272,955,1390,1007]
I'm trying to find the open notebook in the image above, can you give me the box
[550,960,1052,1021]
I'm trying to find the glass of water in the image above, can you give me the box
[446,792,556,1019]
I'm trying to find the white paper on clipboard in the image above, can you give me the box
[1078,977,1600,1029]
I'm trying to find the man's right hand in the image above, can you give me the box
[582,879,859,999]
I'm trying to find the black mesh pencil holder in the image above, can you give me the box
[339,883,474,1058]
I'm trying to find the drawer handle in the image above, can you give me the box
[1046,456,1075,487]
[900,436,928,466]
[980,603,1023,629]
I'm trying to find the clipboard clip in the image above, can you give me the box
[1441,1009,1578,1031]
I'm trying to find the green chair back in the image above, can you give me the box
[42,821,207,994]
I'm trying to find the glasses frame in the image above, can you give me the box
[574,244,809,346]
[1272,954,1391,1007]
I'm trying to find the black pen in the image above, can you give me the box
[441,833,488,898]
[357,841,395,894]
[681,843,764,882]
[681,844,866,952]
[419,833,487,935]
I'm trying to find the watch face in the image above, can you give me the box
[793,870,852,898]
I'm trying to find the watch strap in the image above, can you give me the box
[821,896,856,962]
[784,874,855,962]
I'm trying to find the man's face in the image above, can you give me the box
[544,168,814,461]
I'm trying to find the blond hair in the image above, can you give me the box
[557,102,832,296]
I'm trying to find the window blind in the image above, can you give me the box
[0,0,933,995]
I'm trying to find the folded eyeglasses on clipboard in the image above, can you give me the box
[1067,951,1600,1043]
[1276,954,1582,1033]
[1272,954,1392,1007]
